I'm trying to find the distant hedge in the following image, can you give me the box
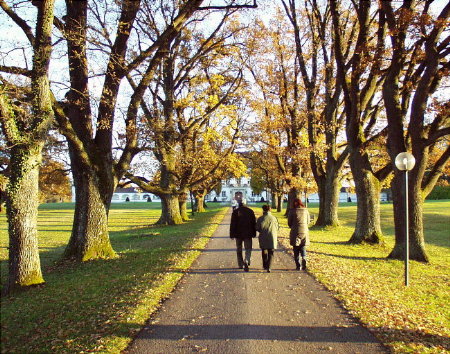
[426,185,450,200]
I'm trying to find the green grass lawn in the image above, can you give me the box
[275,200,450,353]
[0,203,228,353]
[0,201,449,353]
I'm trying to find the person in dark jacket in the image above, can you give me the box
[230,202,256,272]
[287,198,310,270]
[256,205,279,272]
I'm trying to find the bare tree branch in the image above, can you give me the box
[198,1,257,10]
[422,145,450,196]
[0,1,35,46]
[0,65,32,77]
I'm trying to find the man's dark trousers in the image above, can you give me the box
[235,238,252,268]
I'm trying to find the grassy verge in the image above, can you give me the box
[0,203,228,353]
[275,200,450,353]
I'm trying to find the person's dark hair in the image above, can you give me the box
[293,198,305,208]
[262,204,270,212]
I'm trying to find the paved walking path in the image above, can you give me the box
[127,210,386,353]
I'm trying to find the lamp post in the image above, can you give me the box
[189,190,195,216]
[394,152,416,286]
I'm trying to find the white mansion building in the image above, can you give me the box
[106,177,270,204]
[208,177,269,203]
[81,176,372,204]
[70,178,266,204]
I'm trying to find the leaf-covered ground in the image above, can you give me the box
[1,201,448,353]
[275,200,450,353]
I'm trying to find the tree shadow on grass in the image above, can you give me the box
[0,228,214,351]
[309,250,386,261]
[312,241,349,246]
[0,210,221,289]
[189,248,235,252]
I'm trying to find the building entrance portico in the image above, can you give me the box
[205,177,269,203]
[231,190,247,204]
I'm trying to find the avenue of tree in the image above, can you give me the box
[0,0,448,293]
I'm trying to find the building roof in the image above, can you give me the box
[114,187,138,193]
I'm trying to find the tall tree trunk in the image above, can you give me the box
[388,164,429,262]
[383,83,430,261]
[64,158,116,261]
[277,194,283,213]
[196,194,206,213]
[5,145,45,291]
[2,0,55,292]
[271,192,278,210]
[61,0,115,261]
[178,191,189,221]
[379,0,448,262]
[348,152,383,244]
[315,174,340,227]
[158,194,183,225]
[286,188,301,215]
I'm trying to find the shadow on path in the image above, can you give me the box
[186,267,297,275]
[138,324,378,343]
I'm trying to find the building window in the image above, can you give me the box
[112,194,119,200]
[222,191,226,197]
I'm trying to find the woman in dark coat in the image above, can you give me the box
[287,198,310,270]
[256,205,279,272]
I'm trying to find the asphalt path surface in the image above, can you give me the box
[127,210,386,353]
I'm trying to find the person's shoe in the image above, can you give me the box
[301,259,307,270]
[244,263,249,272]
[267,269,271,273]
[296,265,301,271]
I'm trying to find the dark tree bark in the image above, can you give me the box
[54,0,221,257]
[271,192,279,211]
[59,0,120,260]
[276,194,283,213]
[315,170,340,227]
[331,0,391,243]
[388,170,428,262]
[282,0,348,227]
[347,154,383,244]
[381,1,450,261]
